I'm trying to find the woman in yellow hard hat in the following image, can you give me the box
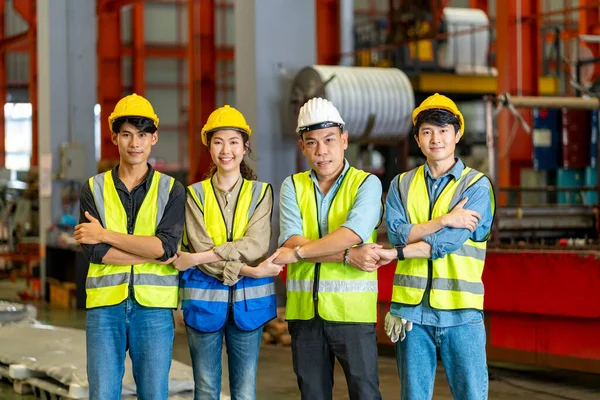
[172,105,284,399]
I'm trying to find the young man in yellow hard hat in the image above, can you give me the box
[375,93,496,399]
[75,94,185,399]
[276,97,384,399]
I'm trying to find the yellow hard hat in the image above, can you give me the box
[201,105,252,146]
[412,93,465,136]
[108,93,159,131]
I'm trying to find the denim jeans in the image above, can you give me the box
[395,316,488,400]
[186,317,263,400]
[86,295,175,400]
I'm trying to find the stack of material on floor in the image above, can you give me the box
[262,307,291,346]
[0,301,36,325]
[0,322,195,398]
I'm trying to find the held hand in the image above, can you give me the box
[273,247,297,265]
[347,244,382,272]
[157,254,178,266]
[253,251,284,278]
[74,211,106,244]
[442,197,481,233]
[384,312,413,343]
[172,250,196,271]
[374,248,397,267]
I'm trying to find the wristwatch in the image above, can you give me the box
[395,246,405,261]
[293,245,305,261]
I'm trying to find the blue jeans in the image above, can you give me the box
[396,317,488,400]
[186,317,263,400]
[86,295,175,400]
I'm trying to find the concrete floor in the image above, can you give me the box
[1,280,600,399]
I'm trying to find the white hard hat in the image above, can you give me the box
[296,97,345,135]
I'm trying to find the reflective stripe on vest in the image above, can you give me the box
[392,165,495,310]
[183,281,276,303]
[181,178,276,332]
[85,170,179,309]
[285,167,380,323]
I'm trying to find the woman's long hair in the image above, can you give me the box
[203,130,257,181]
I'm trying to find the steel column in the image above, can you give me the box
[316,0,339,65]
[37,0,96,300]
[14,0,37,167]
[579,0,600,79]
[496,0,541,205]
[188,0,214,183]
[132,3,145,95]
[97,0,122,161]
[470,0,488,12]
[0,0,5,167]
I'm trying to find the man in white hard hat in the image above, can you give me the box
[275,97,384,399]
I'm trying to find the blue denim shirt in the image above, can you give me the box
[386,159,494,327]
[278,160,383,246]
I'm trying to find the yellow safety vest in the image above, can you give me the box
[187,178,269,247]
[86,170,179,309]
[392,165,495,310]
[286,167,380,323]
[182,178,275,332]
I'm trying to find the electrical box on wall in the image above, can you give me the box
[59,142,86,181]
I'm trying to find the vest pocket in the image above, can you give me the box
[240,278,275,311]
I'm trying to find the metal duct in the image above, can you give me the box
[290,65,415,141]
[339,0,354,66]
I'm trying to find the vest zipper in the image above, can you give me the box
[426,201,434,300]
[313,263,321,303]
[128,224,134,294]
[426,173,452,308]
[226,218,234,317]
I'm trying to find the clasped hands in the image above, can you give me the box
[273,244,398,272]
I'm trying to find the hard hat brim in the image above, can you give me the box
[201,126,251,146]
[296,121,345,135]
[108,114,160,130]
[412,107,464,136]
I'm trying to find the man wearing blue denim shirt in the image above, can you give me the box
[376,94,495,400]
[276,97,384,399]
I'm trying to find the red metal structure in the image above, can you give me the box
[94,0,218,180]
[579,0,600,82]
[97,0,124,162]
[188,0,214,184]
[316,0,340,65]
[484,249,600,373]
[5,0,38,168]
[496,0,540,204]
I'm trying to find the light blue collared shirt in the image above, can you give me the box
[386,159,494,327]
[278,160,383,246]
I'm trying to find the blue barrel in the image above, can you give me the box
[532,108,561,170]
[557,168,583,205]
[584,166,598,205]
